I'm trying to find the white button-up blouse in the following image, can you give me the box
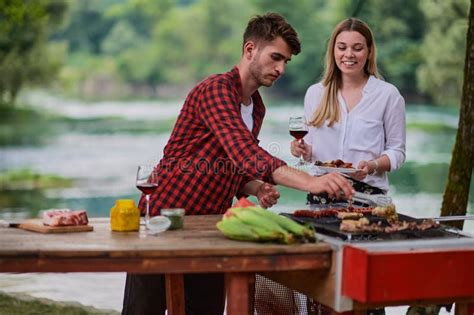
[304,75,406,192]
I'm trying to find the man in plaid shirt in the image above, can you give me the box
[123,13,354,315]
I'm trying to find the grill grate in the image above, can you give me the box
[281,213,465,242]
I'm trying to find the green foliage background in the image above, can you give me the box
[0,0,67,104]
[0,0,471,105]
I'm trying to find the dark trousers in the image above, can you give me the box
[122,273,225,315]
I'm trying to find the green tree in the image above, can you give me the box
[109,0,175,88]
[440,0,473,228]
[251,0,332,97]
[251,0,426,98]
[417,0,470,106]
[46,0,469,102]
[356,0,425,98]
[0,0,67,105]
[105,0,173,39]
[196,0,253,76]
[52,0,117,54]
[101,20,144,55]
[116,0,252,87]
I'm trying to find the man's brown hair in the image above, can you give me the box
[243,12,301,55]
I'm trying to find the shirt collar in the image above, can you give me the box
[230,66,244,103]
[363,75,376,94]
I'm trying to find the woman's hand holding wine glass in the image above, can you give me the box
[288,116,309,166]
[290,139,311,162]
[136,165,159,229]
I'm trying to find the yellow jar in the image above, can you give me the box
[110,199,140,232]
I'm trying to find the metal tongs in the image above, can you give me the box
[420,215,474,222]
[350,191,392,207]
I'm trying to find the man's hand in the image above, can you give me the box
[307,173,354,200]
[272,165,354,201]
[256,183,280,208]
[290,140,311,161]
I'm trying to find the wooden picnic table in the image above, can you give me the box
[0,215,332,315]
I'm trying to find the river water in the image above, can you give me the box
[0,92,472,313]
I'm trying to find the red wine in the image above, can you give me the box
[289,130,308,140]
[137,183,158,195]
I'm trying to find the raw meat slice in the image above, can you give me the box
[42,209,89,226]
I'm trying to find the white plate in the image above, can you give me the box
[316,166,360,174]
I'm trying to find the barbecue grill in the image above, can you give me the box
[265,204,474,313]
[282,212,465,242]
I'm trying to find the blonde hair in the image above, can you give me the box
[310,18,380,127]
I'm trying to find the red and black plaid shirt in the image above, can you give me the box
[142,66,286,216]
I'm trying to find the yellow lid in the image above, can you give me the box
[115,199,135,207]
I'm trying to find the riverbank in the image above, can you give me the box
[0,273,124,313]
[0,291,118,315]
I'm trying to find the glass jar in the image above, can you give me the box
[110,199,140,232]
[161,208,185,230]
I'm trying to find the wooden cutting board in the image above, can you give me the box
[18,219,94,233]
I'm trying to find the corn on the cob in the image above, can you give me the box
[225,207,295,244]
[245,207,315,241]
[248,225,285,242]
[218,206,315,244]
[217,216,284,242]
[226,207,285,234]
[216,217,259,241]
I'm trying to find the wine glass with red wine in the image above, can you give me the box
[289,116,309,166]
[136,165,159,228]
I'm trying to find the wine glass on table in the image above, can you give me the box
[289,116,309,166]
[136,165,159,228]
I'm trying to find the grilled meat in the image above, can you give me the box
[341,219,439,234]
[294,207,374,219]
[384,219,439,233]
[314,159,354,169]
[340,217,370,233]
[372,204,398,222]
[337,212,363,220]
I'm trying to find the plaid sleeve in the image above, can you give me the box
[197,81,286,184]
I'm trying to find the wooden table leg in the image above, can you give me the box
[165,273,185,315]
[226,272,254,315]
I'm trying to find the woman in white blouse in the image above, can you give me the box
[291,17,406,193]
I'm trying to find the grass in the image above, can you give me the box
[0,104,53,146]
[0,291,119,315]
[50,116,175,135]
[0,169,73,190]
[406,121,457,133]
